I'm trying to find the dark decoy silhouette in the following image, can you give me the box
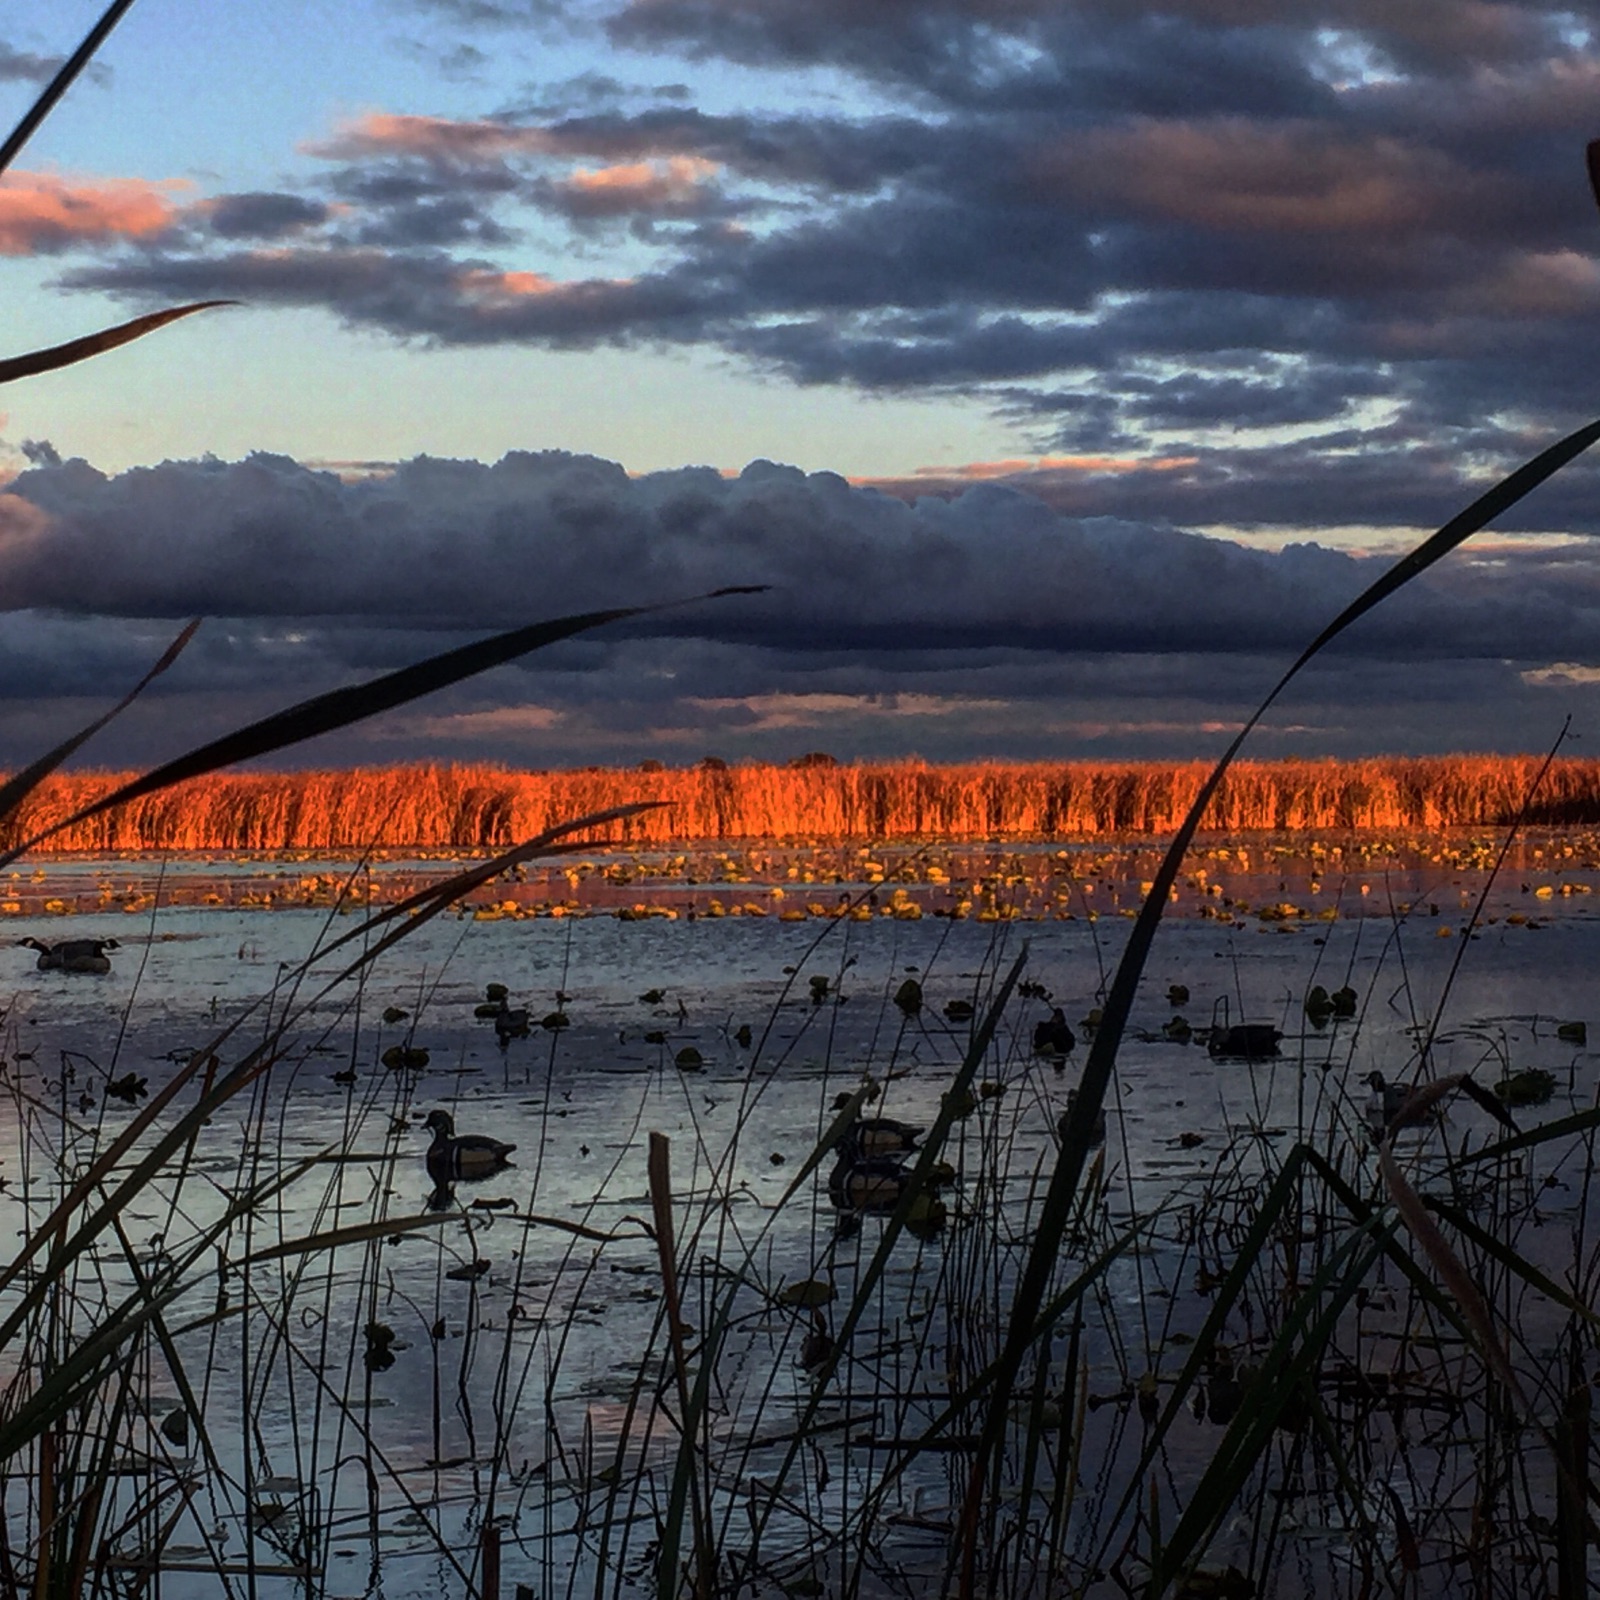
[1363,1070,1410,1135]
[1033,1008,1076,1056]
[1057,1088,1107,1147]
[494,997,530,1047]
[843,1117,922,1159]
[422,1109,516,1182]
[1206,997,1279,1059]
[828,1156,914,1214]
[1208,1024,1281,1059]
[20,936,118,975]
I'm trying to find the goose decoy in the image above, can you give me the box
[843,1117,922,1159]
[494,998,530,1047]
[1033,1008,1076,1056]
[422,1109,516,1182]
[20,936,118,975]
[1207,1023,1281,1059]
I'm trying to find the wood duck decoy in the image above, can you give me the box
[828,1156,914,1214]
[1033,1008,1076,1056]
[842,1117,922,1159]
[20,936,118,975]
[422,1109,516,1182]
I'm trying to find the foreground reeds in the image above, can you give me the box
[9,753,1600,852]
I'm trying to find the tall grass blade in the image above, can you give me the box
[959,412,1600,1592]
[0,618,198,823]
[1378,1144,1530,1411]
[1423,1197,1600,1334]
[1459,1105,1600,1165]
[1146,1224,1391,1596]
[0,303,233,386]
[0,0,137,176]
[310,804,663,972]
[0,586,762,866]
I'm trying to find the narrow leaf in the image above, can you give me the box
[961,412,1600,1593]
[244,1211,453,1265]
[0,303,233,386]
[1379,1144,1530,1412]
[0,586,763,866]
[0,0,137,176]
[0,619,199,823]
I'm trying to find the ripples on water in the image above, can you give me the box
[2,837,1597,1597]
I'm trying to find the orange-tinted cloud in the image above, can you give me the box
[1039,118,1466,235]
[455,267,635,301]
[854,453,1201,501]
[0,171,182,255]
[557,155,720,214]
[306,112,555,163]
[686,692,1009,729]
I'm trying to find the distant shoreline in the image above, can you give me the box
[5,754,1599,852]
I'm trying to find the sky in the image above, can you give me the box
[2,0,1600,771]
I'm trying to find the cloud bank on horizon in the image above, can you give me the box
[2,0,1600,768]
[0,448,1597,770]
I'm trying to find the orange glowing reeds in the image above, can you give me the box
[1,754,1596,853]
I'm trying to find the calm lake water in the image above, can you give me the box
[3,833,1597,1596]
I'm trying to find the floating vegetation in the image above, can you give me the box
[1495,1067,1557,1106]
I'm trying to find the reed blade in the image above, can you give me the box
[959,411,1600,1592]
[0,586,762,866]
[0,619,198,824]
[0,303,233,386]
[0,0,137,176]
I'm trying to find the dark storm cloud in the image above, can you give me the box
[6,448,1600,662]
[5,446,1600,768]
[206,192,333,240]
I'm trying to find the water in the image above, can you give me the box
[2,835,1597,1596]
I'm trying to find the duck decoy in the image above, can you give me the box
[1206,997,1279,1059]
[1057,1088,1106,1148]
[799,1311,835,1373]
[1033,1008,1076,1056]
[422,1109,516,1182]
[1208,1024,1281,1059]
[20,937,118,975]
[494,998,530,1047]
[944,997,975,1023]
[1363,1070,1417,1137]
[843,1117,922,1159]
[828,1156,916,1214]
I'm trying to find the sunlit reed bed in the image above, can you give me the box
[10,754,1600,854]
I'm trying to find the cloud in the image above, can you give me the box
[28,3,1600,542]
[540,155,725,220]
[205,191,332,240]
[0,171,181,255]
[0,41,67,83]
